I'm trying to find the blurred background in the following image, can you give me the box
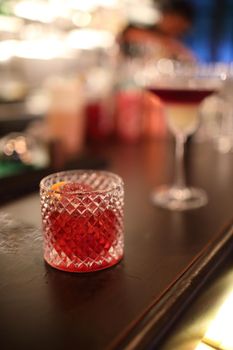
[0,0,233,201]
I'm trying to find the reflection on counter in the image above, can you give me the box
[161,258,233,350]
[197,288,233,350]
[0,131,49,177]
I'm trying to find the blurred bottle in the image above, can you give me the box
[85,68,115,143]
[115,57,168,142]
[141,91,167,140]
[115,88,143,142]
[46,77,85,160]
[114,58,144,143]
[200,79,233,153]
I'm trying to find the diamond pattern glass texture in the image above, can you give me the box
[40,170,124,272]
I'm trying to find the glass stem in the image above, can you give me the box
[174,135,187,189]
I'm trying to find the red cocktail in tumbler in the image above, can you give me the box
[40,170,124,272]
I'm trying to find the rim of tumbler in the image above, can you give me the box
[40,169,124,195]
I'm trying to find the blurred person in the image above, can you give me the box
[120,0,196,62]
[116,0,196,142]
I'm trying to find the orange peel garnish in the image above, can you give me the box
[49,181,66,201]
[51,181,66,192]
[49,181,93,201]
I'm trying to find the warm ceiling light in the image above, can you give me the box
[0,40,14,61]
[68,0,119,11]
[66,29,114,50]
[72,11,92,27]
[0,16,23,33]
[14,1,53,23]
[15,39,66,59]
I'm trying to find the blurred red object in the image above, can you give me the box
[86,98,114,143]
[115,90,167,143]
[142,91,168,139]
[115,90,143,142]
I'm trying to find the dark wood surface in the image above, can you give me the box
[160,253,233,349]
[0,140,233,350]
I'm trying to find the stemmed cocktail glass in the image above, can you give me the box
[145,63,221,210]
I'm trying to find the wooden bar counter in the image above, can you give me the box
[0,140,233,350]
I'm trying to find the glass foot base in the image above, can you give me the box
[151,185,208,211]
